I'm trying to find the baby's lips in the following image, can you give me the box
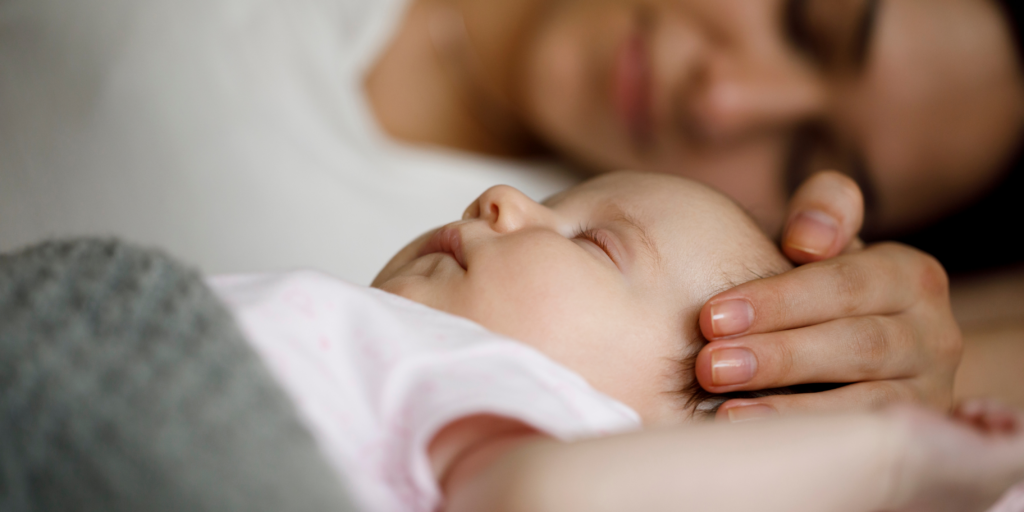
[418,224,468,270]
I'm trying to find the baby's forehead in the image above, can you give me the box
[553,172,738,211]
[554,172,789,290]
[554,173,762,239]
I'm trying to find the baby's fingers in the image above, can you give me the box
[955,399,1022,435]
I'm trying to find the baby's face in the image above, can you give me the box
[373,172,790,425]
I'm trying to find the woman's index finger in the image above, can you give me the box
[699,244,930,340]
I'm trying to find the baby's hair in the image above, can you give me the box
[674,266,794,420]
[675,326,793,421]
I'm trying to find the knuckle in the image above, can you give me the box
[820,260,870,315]
[771,335,798,381]
[849,317,892,377]
[915,253,950,299]
[752,280,793,330]
[935,321,964,367]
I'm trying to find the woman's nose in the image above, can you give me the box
[680,56,827,145]
[462,185,549,233]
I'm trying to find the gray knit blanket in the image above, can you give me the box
[0,239,357,512]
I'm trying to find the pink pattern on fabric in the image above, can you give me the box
[381,402,424,510]
[284,288,318,319]
[211,272,641,512]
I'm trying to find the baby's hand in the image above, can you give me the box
[888,400,1024,512]
[953,399,1021,435]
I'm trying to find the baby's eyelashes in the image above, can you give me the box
[573,228,622,269]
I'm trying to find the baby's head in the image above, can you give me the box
[373,172,791,425]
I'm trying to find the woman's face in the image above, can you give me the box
[515,0,1024,236]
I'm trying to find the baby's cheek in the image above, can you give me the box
[462,266,623,349]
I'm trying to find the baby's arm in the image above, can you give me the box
[438,405,1024,512]
[440,414,900,512]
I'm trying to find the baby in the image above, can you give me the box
[374,170,793,421]
[211,172,1024,512]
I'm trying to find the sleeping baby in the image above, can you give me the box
[210,172,1024,512]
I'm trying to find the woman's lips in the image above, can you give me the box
[417,224,467,270]
[613,28,653,147]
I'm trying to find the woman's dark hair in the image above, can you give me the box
[889,0,1024,275]
[997,0,1024,51]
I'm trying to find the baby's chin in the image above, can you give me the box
[371,230,434,289]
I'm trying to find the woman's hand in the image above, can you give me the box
[695,171,963,421]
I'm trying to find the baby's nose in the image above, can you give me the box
[466,185,549,233]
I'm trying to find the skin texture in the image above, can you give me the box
[366,0,1019,417]
[373,172,791,425]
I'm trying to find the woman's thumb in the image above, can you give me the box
[782,171,865,265]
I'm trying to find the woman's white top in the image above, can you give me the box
[0,0,579,284]
[210,271,641,512]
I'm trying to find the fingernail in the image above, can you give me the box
[727,405,778,423]
[711,347,757,386]
[709,299,754,337]
[785,210,838,257]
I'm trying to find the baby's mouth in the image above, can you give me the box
[417,224,468,270]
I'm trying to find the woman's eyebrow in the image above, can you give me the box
[609,206,662,269]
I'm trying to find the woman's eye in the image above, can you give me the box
[784,0,809,49]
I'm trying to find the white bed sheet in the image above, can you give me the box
[0,0,579,284]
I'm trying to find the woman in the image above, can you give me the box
[367,0,1024,415]
[0,0,1020,414]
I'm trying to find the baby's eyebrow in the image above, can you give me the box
[609,206,662,270]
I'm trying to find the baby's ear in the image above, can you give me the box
[781,171,865,265]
